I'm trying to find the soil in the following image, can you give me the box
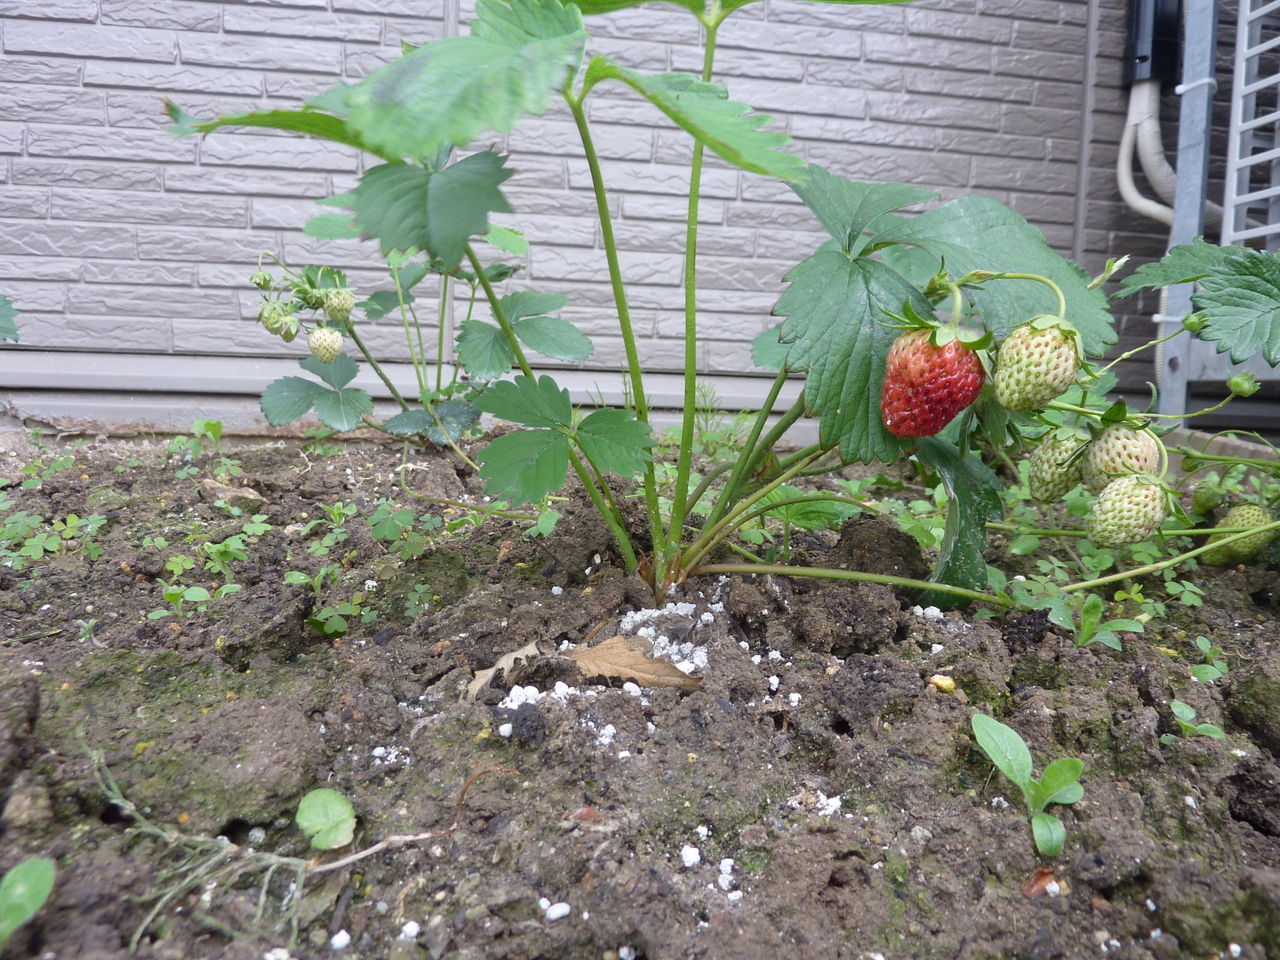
[1,432,1279,960]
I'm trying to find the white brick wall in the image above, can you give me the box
[0,0,1172,402]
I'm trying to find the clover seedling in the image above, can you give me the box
[1160,700,1226,744]
[0,856,56,949]
[971,714,1084,858]
[296,788,356,850]
[1189,636,1228,683]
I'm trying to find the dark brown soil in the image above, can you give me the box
[1,433,1279,960]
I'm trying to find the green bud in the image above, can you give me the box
[257,299,287,335]
[1228,371,1261,397]
[280,315,300,343]
[250,270,272,290]
[1182,312,1208,334]
[298,285,326,310]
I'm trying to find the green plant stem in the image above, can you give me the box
[1171,447,1279,471]
[679,452,820,574]
[345,326,409,411]
[690,563,1014,607]
[710,393,809,526]
[390,264,427,400]
[1096,328,1183,376]
[988,521,1088,537]
[436,273,450,392]
[973,271,1067,318]
[1061,517,1280,593]
[775,443,825,473]
[465,245,533,378]
[685,461,736,516]
[395,465,537,519]
[565,86,664,577]
[705,367,789,528]
[667,15,721,568]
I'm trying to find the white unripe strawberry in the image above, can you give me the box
[325,288,356,323]
[1087,475,1167,547]
[1082,425,1162,495]
[994,321,1080,412]
[1028,435,1085,503]
[308,327,344,364]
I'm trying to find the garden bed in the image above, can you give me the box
[0,431,1278,960]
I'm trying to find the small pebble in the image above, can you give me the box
[681,845,701,868]
[551,586,563,596]
[498,723,513,738]
[397,921,420,941]
[329,930,350,951]
[545,902,571,922]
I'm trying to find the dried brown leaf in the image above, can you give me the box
[567,635,702,692]
[466,640,542,701]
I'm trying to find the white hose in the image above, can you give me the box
[1118,121,1175,225]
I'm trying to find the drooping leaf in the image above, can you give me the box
[586,61,806,182]
[164,100,382,158]
[457,320,516,380]
[913,437,1004,609]
[872,195,1114,356]
[477,429,570,505]
[350,153,513,269]
[499,290,568,322]
[773,244,921,463]
[304,213,362,241]
[1192,251,1280,365]
[357,288,413,321]
[971,713,1034,794]
[791,166,936,254]
[474,374,572,427]
[314,387,374,432]
[575,407,653,476]
[260,377,328,426]
[1115,237,1245,298]
[395,260,432,291]
[295,788,356,851]
[759,485,857,531]
[301,353,359,390]
[513,315,593,361]
[387,402,481,445]
[1030,813,1066,857]
[0,294,18,342]
[344,0,588,160]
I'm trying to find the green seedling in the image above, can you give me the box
[164,554,195,579]
[306,599,362,637]
[142,535,168,550]
[304,502,355,556]
[76,618,98,642]
[525,508,561,540]
[1189,636,1229,683]
[213,457,242,482]
[367,500,440,559]
[241,515,272,537]
[971,714,1084,858]
[191,418,223,455]
[296,788,356,850]
[0,857,56,949]
[1161,700,1227,743]
[404,583,435,618]
[284,564,340,599]
[203,535,248,584]
[149,582,212,618]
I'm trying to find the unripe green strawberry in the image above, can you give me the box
[880,328,986,438]
[280,315,300,343]
[1202,503,1275,565]
[1191,481,1226,517]
[1087,475,1167,547]
[1082,425,1162,494]
[308,326,344,363]
[325,288,356,323]
[250,270,272,290]
[299,285,326,310]
[1028,434,1085,502]
[994,321,1080,412]
[257,299,288,335]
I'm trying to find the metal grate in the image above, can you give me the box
[1223,0,1280,248]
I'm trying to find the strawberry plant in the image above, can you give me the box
[166,0,1280,610]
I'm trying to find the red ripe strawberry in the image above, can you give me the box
[881,329,985,438]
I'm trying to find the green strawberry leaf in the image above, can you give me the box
[575,0,704,15]
[164,100,383,158]
[344,0,588,160]
[474,374,572,428]
[478,429,570,505]
[384,400,480,445]
[301,354,359,390]
[1114,237,1245,298]
[457,320,516,380]
[513,316,593,361]
[913,437,1003,609]
[0,857,55,946]
[485,225,529,255]
[751,321,789,371]
[971,713,1034,794]
[261,377,329,426]
[872,196,1114,356]
[586,61,806,182]
[314,387,374,433]
[295,788,356,851]
[759,484,857,531]
[773,243,923,463]
[1191,250,1280,365]
[500,291,568,322]
[357,289,414,321]
[0,294,18,342]
[350,153,513,270]
[575,407,653,476]
[791,166,937,255]
[304,213,362,241]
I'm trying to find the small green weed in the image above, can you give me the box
[1161,701,1226,743]
[0,857,56,949]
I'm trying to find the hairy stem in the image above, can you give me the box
[690,563,1013,607]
